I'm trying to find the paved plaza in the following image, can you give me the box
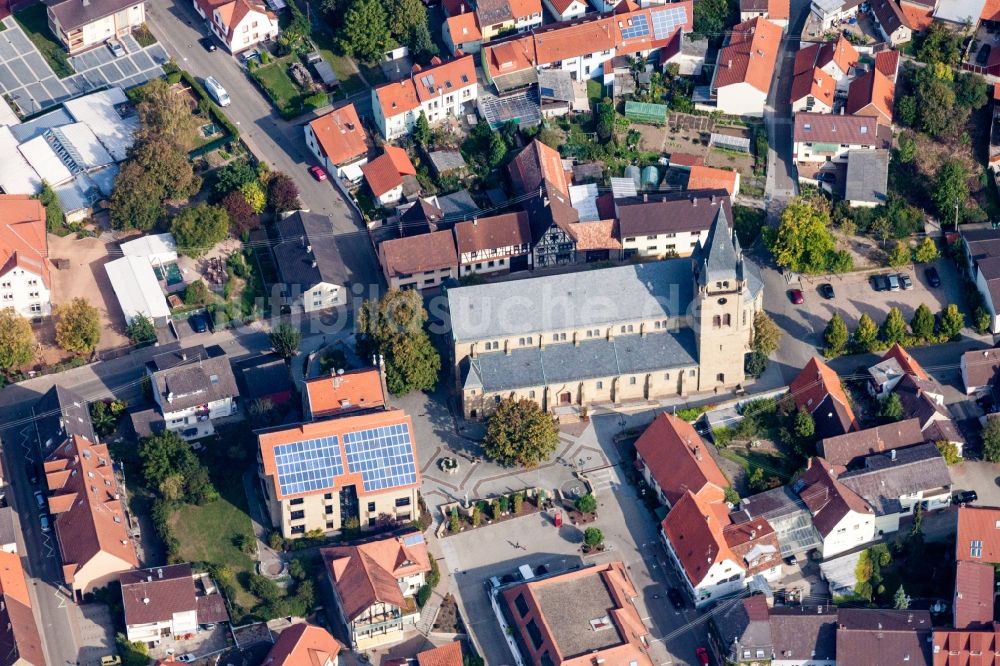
[0,19,167,115]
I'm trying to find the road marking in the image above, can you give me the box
[53,591,66,609]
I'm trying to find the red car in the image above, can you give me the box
[309,165,328,181]
[696,647,711,666]
[789,288,804,305]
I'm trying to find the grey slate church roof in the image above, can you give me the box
[696,207,741,285]
[464,328,698,391]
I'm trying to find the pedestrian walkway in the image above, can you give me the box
[241,469,285,578]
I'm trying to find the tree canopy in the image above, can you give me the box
[269,323,301,359]
[139,430,218,505]
[932,159,969,221]
[356,289,440,395]
[34,181,64,233]
[170,204,230,258]
[0,308,35,372]
[338,0,392,62]
[984,417,1000,463]
[752,311,782,356]
[55,298,100,355]
[126,313,157,345]
[823,313,848,357]
[134,78,198,150]
[482,398,559,468]
[770,199,837,273]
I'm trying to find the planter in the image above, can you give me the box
[437,456,459,475]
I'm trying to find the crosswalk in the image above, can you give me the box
[584,466,619,494]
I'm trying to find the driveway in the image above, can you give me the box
[0,17,167,115]
[950,461,1000,504]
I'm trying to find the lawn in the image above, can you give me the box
[719,447,794,488]
[253,58,301,110]
[586,79,604,103]
[14,4,73,78]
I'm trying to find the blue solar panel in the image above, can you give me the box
[620,14,650,40]
[344,423,418,493]
[651,6,687,40]
[274,436,344,496]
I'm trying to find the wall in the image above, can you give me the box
[225,8,280,53]
[620,229,708,258]
[71,550,136,596]
[162,397,236,431]
[716,82,767,117]
[819,510,875,558]
[299,282,345,313]
[273,482,419,539]
[0,265,51,318]
[52,3,145,53]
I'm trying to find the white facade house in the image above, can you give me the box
[372,56,478,140]
[793,113,879,165]
[708,17,782,117]
[46,0,146,55]
[121,564,227,646]
[661,526,746,608]
[304,104,369,183]
[0,259,51,319]
[193,0,279,54]
[0,197,52,319]
[816,507,877,558]
[120,233,178,268]
[147,347,239,439]
[543,0,589,21]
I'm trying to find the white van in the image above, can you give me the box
[204,76,231,107]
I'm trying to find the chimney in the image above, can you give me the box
[311,260,317,268]
[333,372,342,389]
[643,193,648,202]
[306,244,312,253]
[890,449,896,461]
[181,352,188,361]
[473,217,478,226]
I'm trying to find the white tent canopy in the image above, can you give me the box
[105,256,170,325]
[120,233,178,266]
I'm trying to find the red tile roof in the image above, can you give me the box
[0,550,44,666]
[661,491,737,586]
[635,412,728,507]
[509,139,570,197]
[984,0,1000,21]
[846,68,895,125]
[790,357,858,433]
[933,630,1000,666]
[880,343,929,380]
[380,229,458,278]
[304,368,386,419]
[375,56,476,119]
[322,533,431,621]
[819,418,925,467]
[307,104,369,167]
[796,457,872,537]
[453,211,531,256]
[790,66,836,108]
[565,219,622,251]
[954,561,995,629]
[875,49,901,79]
[687,165,739,195]
[669,152,704,167]
[714,17,783,94]
[121,564,197,627]
[956,506,1000,564]
[416,642,464,666]
[263,623,343,666]
[899,0,934,29]
[0,194,50,289]
[362,152,409,198]
[446,12,482,45]
[509,0,542,18]
[724,517,781,576]
[384,145,417,176]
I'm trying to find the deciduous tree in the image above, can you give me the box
[338,0,391,63]
[0,308,35,372]
[170,204,230,258]
[823,312,849,357]
[938,303,965,340]
[269,322,301,359]
[880,307,908,345]
[213,160,258,199]
[853,313,880,352]
[55,298,100,355]
[135,78,198,149]
[879,393,904,423]
[770,199,836,273]
[109,161,165,231]
[482,398,559,468]
[240,181,266,214]
[984,417,1000,463]
[221,191,260,237]
[933,159,969,221]
[914,237,940,263]
[356,289,440,394]
[752,311,782,356]
[266,172,300,214]
[693,0,729,37]
[126,313,156,345]
[34,180,64,233]
[887,242,911,267]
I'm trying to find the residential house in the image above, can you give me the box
[361,146,418,207]
[443,12,482,56]
[809,0,865,30]
[46,0,145,55]
[321,532,431,650]
[304,105,369,182]
[931,0,983,27]
[900,0,935,30]
[660,32,709,77]
[0,195,51,319]
[795,457,875,558]
[146,346,239,439]
[263,623,343,666]
[372,56,478,140]
[121,564,229,646]
[32,384,96,455]
[739,0,791,25]
[470,0,543,39]
[793,113,881,165]
[723,516,782,583]
[790,66,836,114]
[44,435,138,599]
[509,138,570,198]
[453,212,532,276]
[789,357,859,439]
[499,561,653,666]
[544,0,589,21]
[192,0,278,53]
[634,412,729,508]
[453,209,764,418]
[708,17,782,117]
[731,486,822,558]
[962,347,1000,392]
[616,189,732,259]
[868,342,930,398]
[661,491,747,607]
[240,359,294,408]
[875,49,902,81]
[870,0,913,44]
[302,367,387,422]
[789,36,858,113]
[894,373,965,456]
[838,443,952,535]
[819,418,925,468]
[956,505,1000,564]
[257,410,421,538]
[687,165,740,196]
[960,228,1000,335]
[846,68,895,126]
[379,230,458,290]
[710,595,773,665]
[273,211,349,313]
[836,609,932,665]
[769,606,838,666]
[845,149,889,207]
[933,630,1000,666]
[384,642,463,666]
[0,550,44,665]
[952,560,995,629]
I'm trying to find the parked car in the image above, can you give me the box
[181,428,199,438]
[955,490,978,504]
[33,491,45,509]
[899,273,913,290]
[696,647,711,666]
[870,274,889,291]
[667,587,685,610]
[204,76,231,107]
[887,273,901,291]
[309,165,328,181]
[189,314,208,333]
[240,48,261,66]
[39,515,50,532]
[176,655,197,663]
[789,288,804,305]
[100,657,122,666]
[819,283,835,299]
[199,36,217,52]
[925,266,942,287]
[106,39,125,57]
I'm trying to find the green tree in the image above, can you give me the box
[240,180,266,214]
[449,506,460,533]
[887,242,911,267]
[880,307,908,345]
[575,493,597,514]
[385,0,428,45]
[770,199,836,273]
[266,172,300,214]
[135,77,198,149]
[983,417,1000,462]
[34,180,64,233]
[488,131,507,168]
[212,160,258,199]
[748,466,767,491]
[936,440,960,465]
[896,132,916,163]
[338,0,391,62]
[140,430,194,489]
[513,493,523,514]
[413,111,431,146]
[938,303,965,340]
[911,303,935,341]
[55,298,100,355]
[915,71,957,137]
[126,313,156,345]
[583,527,604,547]
[823,312,849,357]
[893,584,910,610]
[914,237,940,263]
[471,504,482,527]
[483,398,559,468]
[870,216,893,247]
[954,71,988,109]
[693,0,729,37]
[408,22,438,63]
[184,280,212,306]
[0,308,35,372]
[109,160,165,231]
[170,204,230,258]
[853,313,880,352]
[116,633,150,666]
[596,98,616,143]
[356,289,440,395]
[752,311,782,356]
[933,159,969,221]
[975,306,992,335]
[269,322,301,359]
[724,487,740,504]
[918,23,963,66]
[794,408,815,440]
[130,136,200,200]
[879,393,904,423]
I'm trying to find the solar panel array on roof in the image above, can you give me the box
[621,13,650,40]
[274,436,345,495]
[651,6,687,40]
[344,423,418,492]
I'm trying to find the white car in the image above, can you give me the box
[106,39,125,58]
[176,655,196,664]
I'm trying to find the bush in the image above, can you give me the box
[575,493,597,514]
[584,527,604,547]
[416,583,432,607]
